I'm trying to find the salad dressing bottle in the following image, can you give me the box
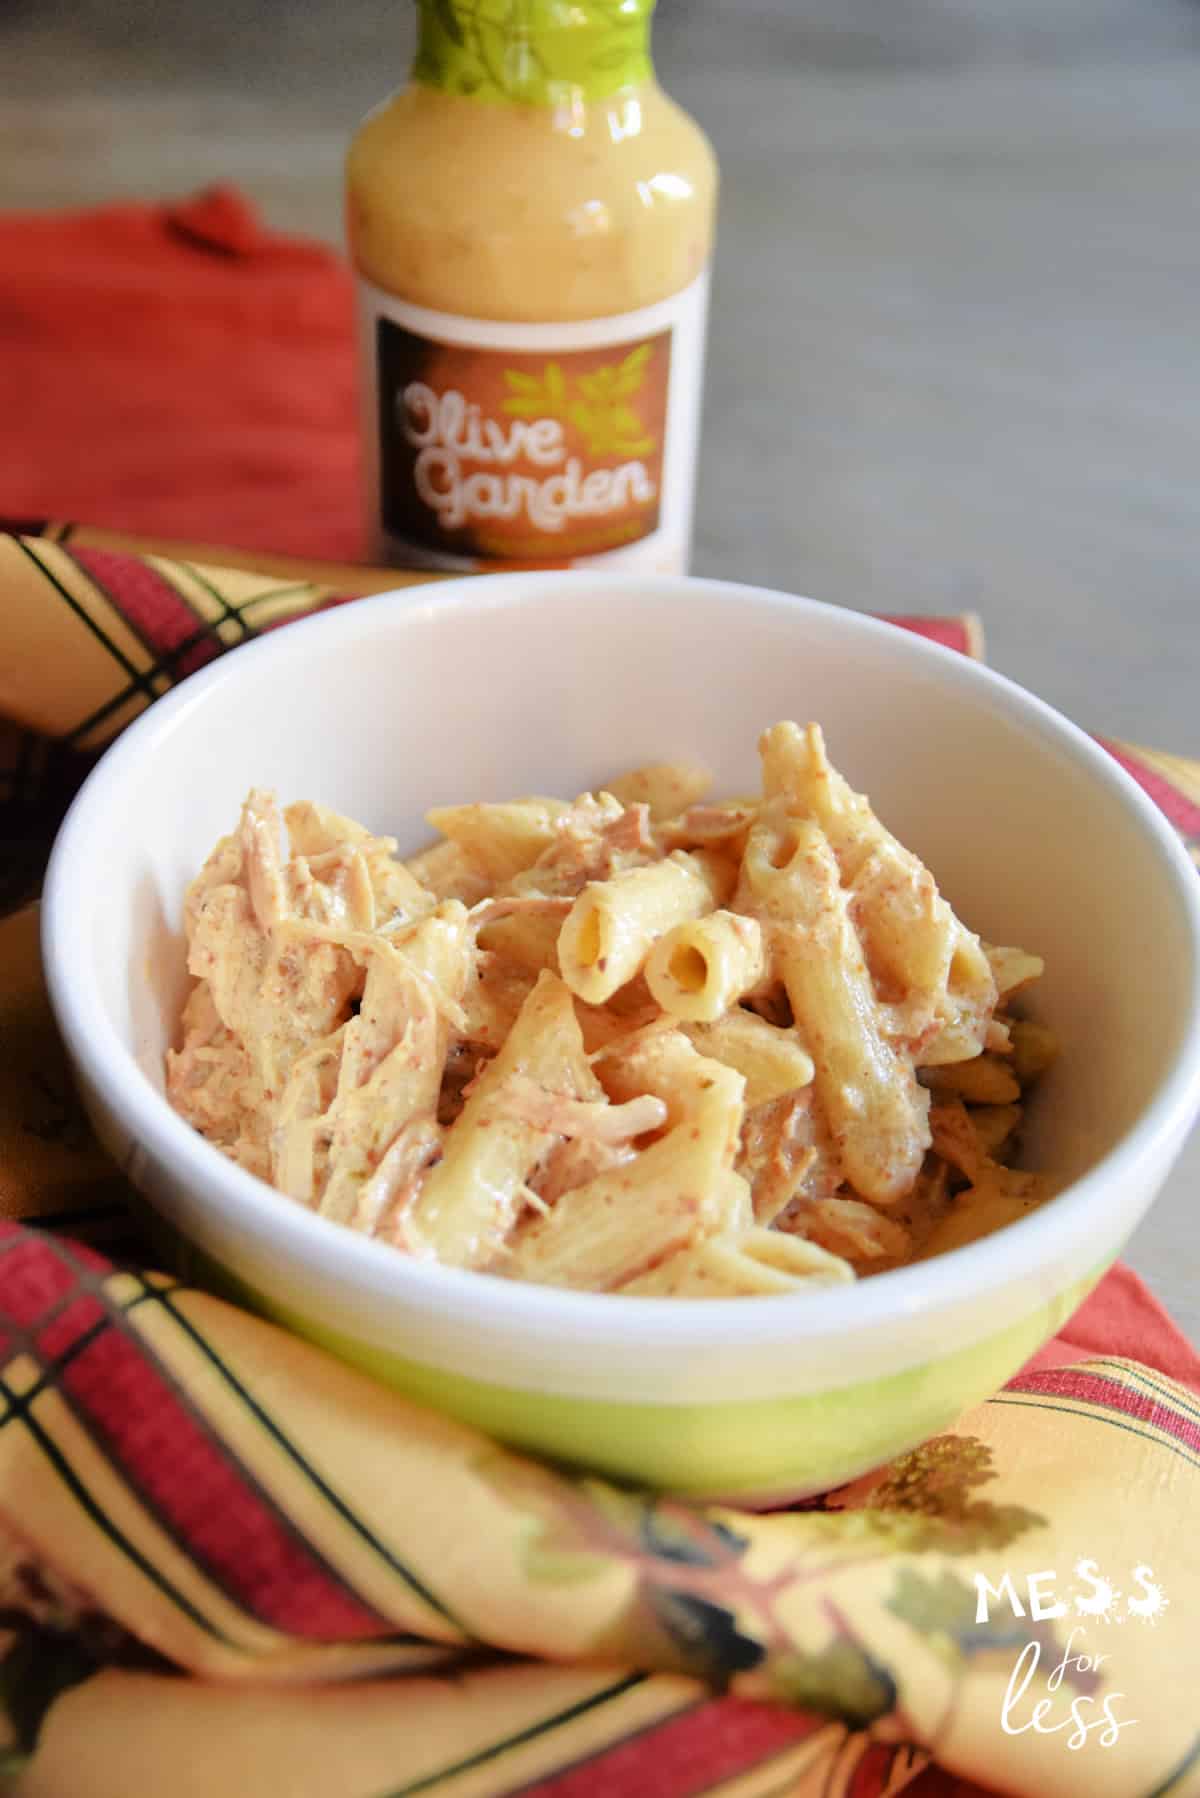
[347,0,717,572]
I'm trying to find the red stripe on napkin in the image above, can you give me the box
[1005,1365,1200,1456]
[1099,739,1200,841]
[0,1225,397,1642]
[518,1695,832,1797]
[69,544,223,677]
[887,615,978,658]
[58,1323,397,1641]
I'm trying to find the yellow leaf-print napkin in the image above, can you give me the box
[0,525,1198,1797]
[0,1217,1195,1798]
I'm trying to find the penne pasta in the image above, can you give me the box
[603,760,713,820]
[921,1054,1021,1106]
[645,910,765,1023]
[502,1154,733,1291]
[680,1008,814,1108]
[169,724,1056,1295]
[426,797,567,885]
[738,803,930,1205]
[621,1226,852,1296]
[758,724,953,990]
[475,903,567,975]
[404,970,603,1269]
[918,930,1001,1067]
[507,1033,746,1290]
[403,837,492,906]
[758,722,995,1065]
[557,849,727,1004]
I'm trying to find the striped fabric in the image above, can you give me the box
[1099,740,1200,867]
[0,525,433,912]
[0,1218,1196,1798]
[0,529,356,747]
[2,522,1196,917]
[1,528,1199,1797]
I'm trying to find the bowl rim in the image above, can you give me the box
[41,571,1200,1357]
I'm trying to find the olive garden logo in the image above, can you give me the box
[401,348,658,533]
[377,317,670,560]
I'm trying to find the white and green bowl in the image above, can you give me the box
[42,574,1200,1504]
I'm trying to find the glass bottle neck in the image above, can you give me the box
[412,0,655,106]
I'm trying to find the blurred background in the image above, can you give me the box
[3,0,1199,747]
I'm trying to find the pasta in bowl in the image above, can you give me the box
[168,723,1056,1297]
[41,571,1200,1500]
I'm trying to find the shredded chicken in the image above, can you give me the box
[468,894,574,929]
[459,954,538,1049]
[509,795,657,899]
[166,982,270,1179]
[438,1042,492,1127]
[169,743,1055,1294]
[531,1136,640,1206]
[738,1089,840,1226]
[659,802,758,850]
[494,1074,667,1142]
[353,1116,444,1241]
[798,1195,910,1266]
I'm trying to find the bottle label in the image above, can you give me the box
[413,0,654,106]
[359,273,709,573]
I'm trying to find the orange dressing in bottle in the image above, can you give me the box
[347,1,717,571]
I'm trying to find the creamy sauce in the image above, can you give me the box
[348,83,716,324]
[347,5,717,570]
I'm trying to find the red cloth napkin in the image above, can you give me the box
[1030,1261,1199,1387]
[1,187,362,560]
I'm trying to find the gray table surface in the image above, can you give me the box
[3,0,1197,1342]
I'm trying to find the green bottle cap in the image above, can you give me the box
[414,0,656,105]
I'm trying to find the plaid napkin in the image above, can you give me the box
[1,534,1199,1798]
[2,192,1199,1797]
